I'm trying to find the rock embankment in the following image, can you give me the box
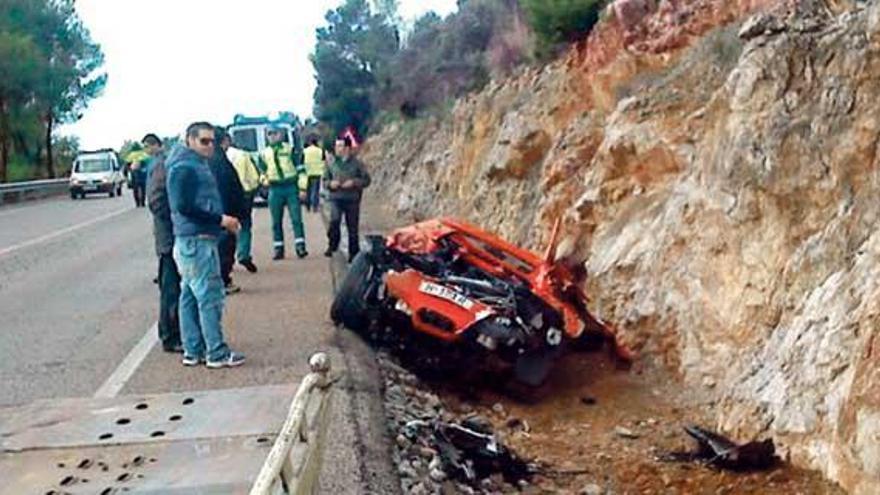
[361,1,880,492]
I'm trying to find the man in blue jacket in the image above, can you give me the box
[166,122,245,368]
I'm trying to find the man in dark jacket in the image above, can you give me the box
[166,122,244,369]
[324,136,371,262]
[210,127,246,295]
[145,133,181,353]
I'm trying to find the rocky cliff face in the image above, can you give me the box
[360,0,880,492]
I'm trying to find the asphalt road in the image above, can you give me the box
[0,190,399,493]
[0,192,154,406]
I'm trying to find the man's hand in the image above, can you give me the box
[299,191,307,201]
[329,180,340,190]
[221,214,241,234]
[341,179,355,189]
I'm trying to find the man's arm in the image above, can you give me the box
[167,165,223,226]
[225,161,246,220]
[349,159,371,190]
[147,162,169,216]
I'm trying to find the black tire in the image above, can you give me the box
[109,188,115,198]
[70,191,77,200]
[330,250,376,332]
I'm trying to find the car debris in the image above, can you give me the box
[431,420,533,486]
[660,425,778,471]
[331,218,631,389]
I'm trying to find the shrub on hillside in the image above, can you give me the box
[522,0,605,59]
[379,0,525,119]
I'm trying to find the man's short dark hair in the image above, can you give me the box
[308,136,319,146]
[141,133,161,146]
[185,121,214,139]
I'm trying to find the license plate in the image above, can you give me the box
[83,184,97,191]
[419,281,474,309]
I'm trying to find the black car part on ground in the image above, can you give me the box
[417,419,532,487]
[660,425,778,472]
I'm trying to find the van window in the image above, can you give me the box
[232,128,258,152]
[75,158,112,173]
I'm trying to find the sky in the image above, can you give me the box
[63,0,458,149]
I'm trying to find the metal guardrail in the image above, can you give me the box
[250,352,336,495]
[0,178,68,205]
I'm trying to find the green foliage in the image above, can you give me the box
[312,0,604,140]
[521,0,604,59]
[311,0,399,139]
[0,0,105,182]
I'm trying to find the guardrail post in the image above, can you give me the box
[249,352,335,495]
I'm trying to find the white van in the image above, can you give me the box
[69,149,125,199]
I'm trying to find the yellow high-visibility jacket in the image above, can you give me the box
[227,147,261,193]
[260,143,307,190]
[303,145,326,177]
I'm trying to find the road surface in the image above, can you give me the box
[0,190,399,493]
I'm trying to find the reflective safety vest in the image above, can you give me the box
[303,145,325,177]
[227,147,261,193]
[260,143,307,190]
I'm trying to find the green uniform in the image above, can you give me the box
[260,142,308,257]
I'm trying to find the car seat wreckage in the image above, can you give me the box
[331,217,633,388]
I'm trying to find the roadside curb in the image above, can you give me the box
[323,209,402,494]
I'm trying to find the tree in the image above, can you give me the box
[311,0,399,138]
[0,0,105,182]
[34,0,106,178]
[0,0,45,182]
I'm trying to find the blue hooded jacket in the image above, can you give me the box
[165,144,223,238]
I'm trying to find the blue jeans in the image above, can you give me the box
[236,192,255,262]
[173,235,230,362]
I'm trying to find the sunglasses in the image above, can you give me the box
[198,138,215,146]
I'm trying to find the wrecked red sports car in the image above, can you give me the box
[331,218,629,387]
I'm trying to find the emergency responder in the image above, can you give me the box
[260,127,308,259]
[225,133,261,273]
[303,136,326,212]
[324,136,371,262]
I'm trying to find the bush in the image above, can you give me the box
[378,0,523,118]
[522,0,605,59]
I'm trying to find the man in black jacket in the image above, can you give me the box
[145,133,182,353]
[211,127,246,295]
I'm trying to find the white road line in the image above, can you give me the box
[0,207,129,258]
[94,323,158,398]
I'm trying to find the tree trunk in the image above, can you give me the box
[44,111,55,179]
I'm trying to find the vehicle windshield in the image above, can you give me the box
[75,158,112,173]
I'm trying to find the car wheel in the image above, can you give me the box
[109,188,115,198]
[330,250,377,332]
[70,191,77,200]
